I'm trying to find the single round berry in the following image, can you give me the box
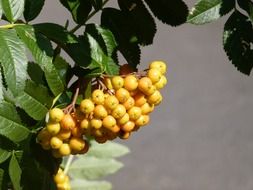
[141,103,154,114]
[124,75,138,91]
[128,106,142,120]
[54,172,66,184]
[134,92,147,107]
[80,99,95,114]
[104,95,119,110]
[37,128,51,143]
[135,115,150,126]
[94,105,108,119]
[92,89,105,105]
[115,88,130,103]
[50,136,63,149]
[60,114,76,130]
[102,115,116,129]
[46,122,61,135]
[59,143,71,156]
[69,137,85,152]
[138,77,153,94]
[56,129,71,140]
[90,118,103,129]
[111,76,124,90]
[154,75,167,89]
[147,90,162,104]
[112,104,126,119]
[119,131,131,140]
[49,108,64,122]
[121,121,135,132]
[80,118,90,129]
[147,68,162,84]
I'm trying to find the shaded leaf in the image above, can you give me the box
[86,141,130,158]
[60,0,92,24]
[71,179,112,190]
[118,0,156,45]
[27,62,46,85]
[223,11,253,75]
[0,2,2,19]
[188,0,235,24]
[90,0,103,11]
[144,0,188,26]
[34,23,78,44]
[0,29,28,96]
[9,153,22,190]
[15,25,65,96]
[0,168,8,190]
[0,71,3,102]
[2,0,25,22]
[16,80,53,120]
[53,55,70,85]
[238,0,253,23]
[101,8,140,68]
[69,156,123,180]
[0,101,30,142]
[24,0,45,21]
[0,149,11,164]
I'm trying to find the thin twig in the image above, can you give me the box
[64,155,74,174]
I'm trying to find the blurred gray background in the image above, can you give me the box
[38,1,253,190]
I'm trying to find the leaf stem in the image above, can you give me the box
[64,155,74,174]
[70,0,111,33]
[0,23,25,29]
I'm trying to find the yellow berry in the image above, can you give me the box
[154,75,167,89]
[49,108,64,122]
[117,113,130,125]
[80,118,90,129]
[141,103,154,114]
[50,136,63,149]
[46,122,61,135]
[60,114,76,130]
[104,95,119,110]
[149,61,167,75]
[147,68,162,84]
[94,105,108,119]
[115,88,130,103]
[121,121,135,132]
[54,172,65,184]
[59,143,71,156]
[92,89,105,105]
[112,104,126,119]
[56,129,71,140]
[123,97,135,110]
[134,92,147,107]
[90,118,103,129]
[103,78,113,89]
[128,106,142,120]
[80,99,95,114]
[102,115,116,129]
[138,77,155,95]
[69,137,85,152]
[111,76,124,90]
[147,90,162,104]
[119,131,131,140]
[135,115,150,126]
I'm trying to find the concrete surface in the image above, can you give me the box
[38,1,253,190]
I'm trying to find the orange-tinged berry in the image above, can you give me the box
[123,97,135,110]
[104,95,119,110]
[102,115,116,129]
[80,99,95,114]
[71,126,82,137]
[112,104,126,119]
[119,131,131,140]
[134,92,147,107]
[59,143,71,156]
[54,172,66,184]
[69,137,85,151]
[147,68,162,84]
[128,106,142,120]
[112,76,124,90]
[117,113,130,125]
[138,77,153,95]
[124,75,138,91]
[92,89,105,105]
[141,103,154,114]
[109,125,121,133]
[115,88,130,103]
[90,118,102,129]
[41,140,51,150]
[37,128,51,142]
[50,136,63,149]
[121,121,135,132]
[49,108,64,122]
[60,114,76,130]
[94,105,108,119]
[46,122,61,135]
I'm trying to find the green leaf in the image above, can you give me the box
[2,0,25,22]
[9,153,22,190]
[118,0,156,45]
[60,0,92,24]
[85,24,118,57]
[69,156,123,180]
[101,8,140,68]
[0,101,30,142]
[27,62,46,85]
[24,0,45,22]
[144,0,188,26]
[90,0,103,11]
[223,11,253,75]
[0,149,11,164]
[71,179,112,190]
[0,2,3,19]
[86,141,130,158]
[34,23,78,44]
[16,80,53,120]
[0,71,3,102]
[15,25,65,96]
[187,0,235,25]
[0,29,28,96]
[53,55,70,85]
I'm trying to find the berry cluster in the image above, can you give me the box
[37,61,167,153]
[54,168,71,190]
[37,108,89,158]
[79,61,167,142]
